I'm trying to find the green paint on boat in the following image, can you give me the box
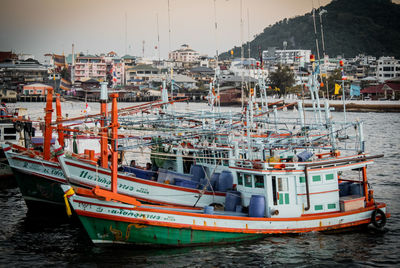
[13,169,65,206]
[78,215,265,246]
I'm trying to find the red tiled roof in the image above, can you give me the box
[361,83,400,94]
[0,51,17,62]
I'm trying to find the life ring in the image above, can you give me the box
[371,208,386,229]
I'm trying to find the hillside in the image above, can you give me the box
[220,0,400,59]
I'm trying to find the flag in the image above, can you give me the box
[60,78,72,91]
[334,83,341,95]
[350,84,360,97]
[112,67,117,83]
[53,54,66,68]
[341,69,347,80]
[313,65,320,75]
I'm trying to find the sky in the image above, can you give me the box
[0,0,398,62]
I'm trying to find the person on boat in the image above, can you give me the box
[130,160,136,168]
[146,162,152,170]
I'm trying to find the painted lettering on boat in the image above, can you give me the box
[109,208,162,220]
[78,170,150,195]
[12,158,64,178]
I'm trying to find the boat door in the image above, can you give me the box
[270,175,297,217]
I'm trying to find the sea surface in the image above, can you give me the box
[0,101,399,267]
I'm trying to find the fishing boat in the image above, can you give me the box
[62,150,389,246]
[3,85,223,210]
[61,91,390,247]
[56,147,226,207]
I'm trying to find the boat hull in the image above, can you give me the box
[79,215,263,246]
[11,167,66,208]
[66,188,388,247]
[58,155,226,208]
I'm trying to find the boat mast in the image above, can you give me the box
[43,88,54,160]
[55,93,64,148]
[213,0,220,111]
[100,82,108,168]
[110,93,119,193]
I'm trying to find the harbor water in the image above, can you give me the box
[0,101,399,267]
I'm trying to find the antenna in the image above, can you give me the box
[125,12,127,55]
[240,0,244,109]
[156,13,161,62]
[213,0,220,110]
[247,8,250,59]
[142,40,145,58]
[168,0,172,55]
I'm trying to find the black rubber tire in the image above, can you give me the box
[371,208,387,229]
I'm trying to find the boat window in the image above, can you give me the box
[244,174,252,187]
[327,203,336,210]
[314,205,323,211]
[325,174,334,181]
[299,176,305,183]
[237,173,244,186]
[277,177,288,192]
[272,176,277,205]
[254,175,264,188]
[312,175,321,182]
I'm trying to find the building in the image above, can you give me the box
[262,48,311,66]
[169,44,200,62]
[22,83,53,96]
[0,59,48,91]
[376,56,400,83]
[104,52,125,87]
[229,58,268,80]
[125,64,160,86]
[74,55,106,82]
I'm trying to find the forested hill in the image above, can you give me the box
[220,0,400,60]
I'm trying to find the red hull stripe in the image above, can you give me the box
[75,209,374,234]
[297,189,339,196]
[73,198,386,222]
[12,156,60,168]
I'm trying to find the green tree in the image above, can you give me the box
[60,67,70,81]
[268,65,295,97]
[320,69,342,97]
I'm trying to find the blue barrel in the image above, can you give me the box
[218,171,233,192]
[339,182,352,197]
[224,190,241,211]
[190,165,205,182]
[204,205,214,214]
[210,173,220,191]
[181,179,198,189]
[235,205,242,212]
[350,183,364,196]
[174,178,184,186]
[249,195,266,217]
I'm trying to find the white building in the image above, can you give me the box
[74,55,106,82]
[263,49,311,66]
[169,44,200,62]
[229,58,268,80]
[376,56,400,83]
